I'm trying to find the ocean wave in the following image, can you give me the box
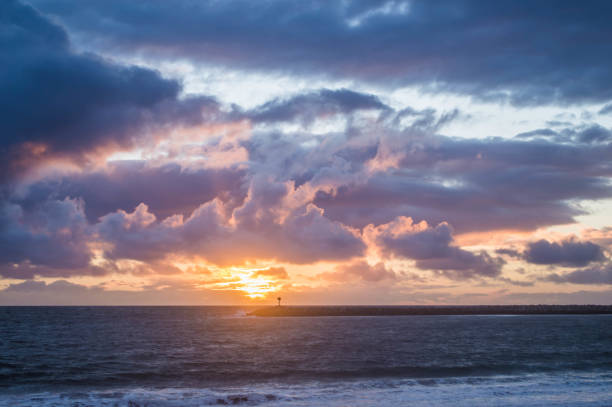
[3,362,611,391]
[0,388,284,407]
[1,372,611,407]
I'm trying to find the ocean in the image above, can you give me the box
[1,307,611,406]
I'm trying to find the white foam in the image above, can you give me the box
[2,372,611,407]
[0,388,283,407]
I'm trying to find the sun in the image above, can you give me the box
[207,267,281,299]
[235,269,278,298]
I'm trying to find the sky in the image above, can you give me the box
[1,0,612,305]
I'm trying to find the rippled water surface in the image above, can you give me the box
[1,307,611,406]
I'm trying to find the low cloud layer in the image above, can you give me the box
[544,264,612,285]
[319,261,397,283]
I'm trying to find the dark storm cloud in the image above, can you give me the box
[0,0,228,278]
[314,134,612,233]
[241,105,460,193]
[0,0,219,176]
[15,162,248,222]
[599,104,612,115]
[0,161,247,279]
[369,218,503,279]
[314,176,578,233]
[0,199,89,269]
[246,89,389,125]
[524,239,606,267]
[30,0,612,106]
[577,125,612,144]
[543,264,612,285]
[0,198,106,279]
[495,249,521,258]
[515,124,612,144]
[240,103,612,236]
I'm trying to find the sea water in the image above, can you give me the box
[1,307,611,406]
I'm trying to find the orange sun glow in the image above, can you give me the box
[207,267,281,299]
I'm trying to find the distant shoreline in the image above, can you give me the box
[248,305,612,317]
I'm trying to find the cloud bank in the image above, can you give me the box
[28,0,612,105]
[1,0,612,304]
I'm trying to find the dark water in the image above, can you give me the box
[1,307,611,406]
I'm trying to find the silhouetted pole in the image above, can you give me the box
[277,297,281,307]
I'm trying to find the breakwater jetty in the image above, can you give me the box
[248,305,612,317]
